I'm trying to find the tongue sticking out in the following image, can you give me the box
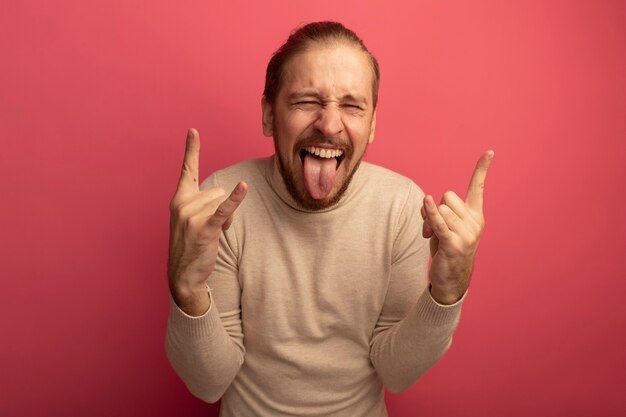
[303,153,338,200]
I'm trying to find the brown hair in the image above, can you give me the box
[263,21,380,108]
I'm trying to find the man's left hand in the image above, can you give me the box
[420,150,495,305]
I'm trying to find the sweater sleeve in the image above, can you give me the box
[165,173,245,403]
[369,181,466,393]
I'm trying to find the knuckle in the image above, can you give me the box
[189,212,211,231]
[465,232,478,248]
[442,190,455,202]
[448,215,460,226]
[214,204,229,218]
[440,206,453,218]
[438,204,452,218]
[459,247,470,258]
[169,199,186,216]
[184,214,199,230]
[435,221,448,234]
[169,198,179,212]
[177,203,194,220]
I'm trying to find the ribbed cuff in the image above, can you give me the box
[167,287,224,338]
[413,286,467,326]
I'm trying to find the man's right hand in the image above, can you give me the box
[168,128,247,316]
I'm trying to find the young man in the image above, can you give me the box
[166,21,493,417]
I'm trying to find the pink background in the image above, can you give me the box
[1,0,625,416]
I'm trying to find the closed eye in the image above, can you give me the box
[342,104,364,111]
[292,101,322,111]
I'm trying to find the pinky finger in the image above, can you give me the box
[423,221,433,239]
[421,204,433,238]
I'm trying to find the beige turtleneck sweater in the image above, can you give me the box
[165,156,466,417]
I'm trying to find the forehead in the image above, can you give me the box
[280,43,374,103]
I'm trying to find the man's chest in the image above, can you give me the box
[236,216,394,342]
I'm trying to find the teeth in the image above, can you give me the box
[304,146,344,159]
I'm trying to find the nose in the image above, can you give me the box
[313,105,344,137]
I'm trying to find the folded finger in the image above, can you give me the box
[438,204,466,234]
[175,187,227,217]
[421,204,433,238]
[440,190,472,222]
[423,195,453,240]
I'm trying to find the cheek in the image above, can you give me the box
[278,114,312,148]
[286,111,315,130]
[343,118,372,146]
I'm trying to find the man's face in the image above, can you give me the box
[262,43,377,211]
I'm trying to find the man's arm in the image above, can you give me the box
[370,151,493,392]
[165,129,246,403]
[369,182,465,393]
[165,228,245,403]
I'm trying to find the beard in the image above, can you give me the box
[274,134,365,211]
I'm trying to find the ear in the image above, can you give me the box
[367,110,377,144]
[261,96,274,137]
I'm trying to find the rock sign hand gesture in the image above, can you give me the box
[420,150,494,305]
[168,128,248,316]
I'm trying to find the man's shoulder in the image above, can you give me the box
[358,161,426,200]
[199,157,269,191]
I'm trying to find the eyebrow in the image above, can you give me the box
[288,90,367,104]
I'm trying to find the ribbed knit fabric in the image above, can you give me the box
[166,156,466,417]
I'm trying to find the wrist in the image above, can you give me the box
[429,283,465,305]
[170,281,211,316]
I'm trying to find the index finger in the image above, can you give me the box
[465,150,494,212]
[176,128,200,194]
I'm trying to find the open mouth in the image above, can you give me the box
[299,146,345,168]
[298,145,346,200]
